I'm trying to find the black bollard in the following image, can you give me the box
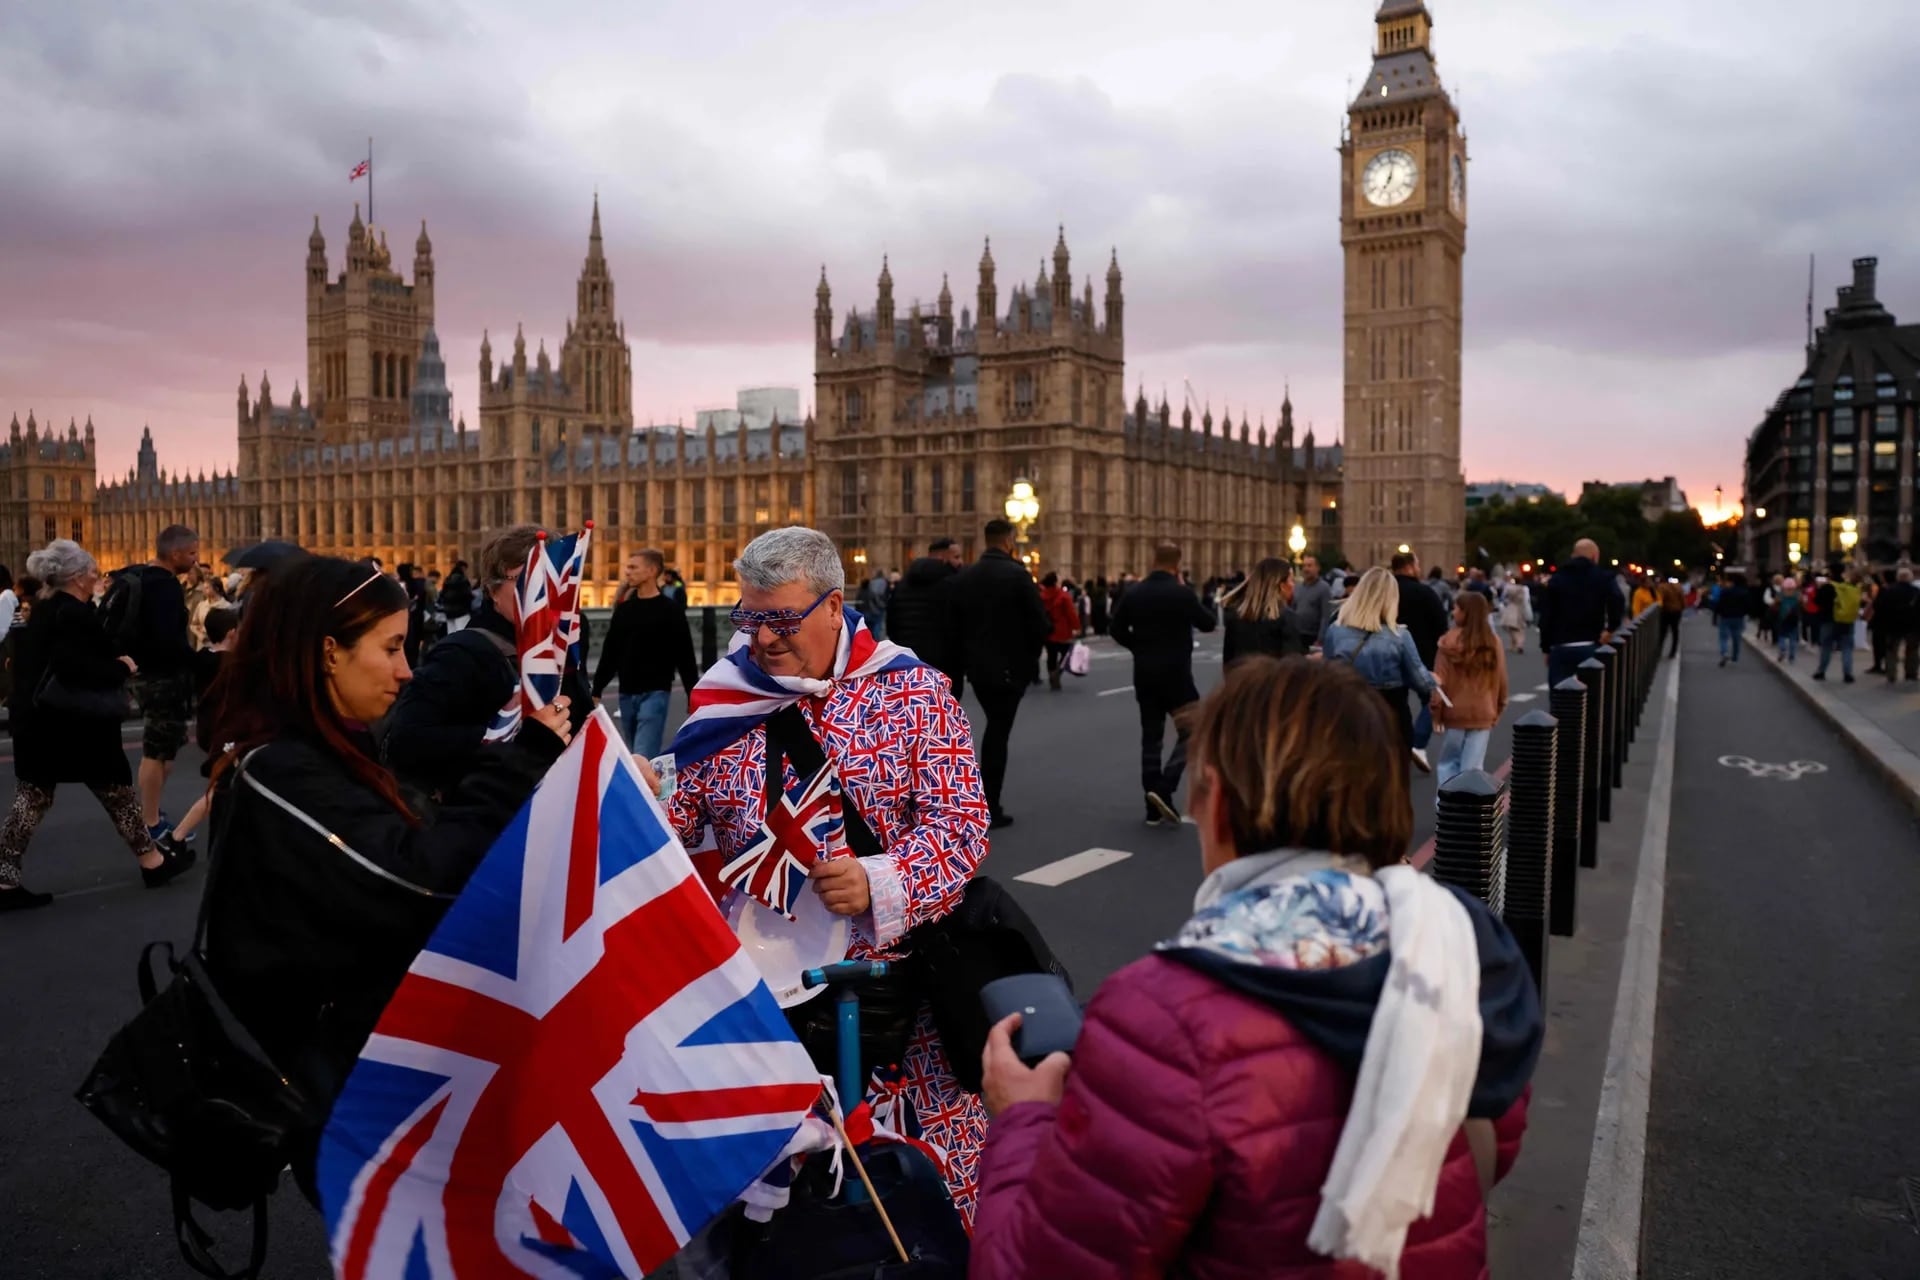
[1506,711,1557,998]
[1548,678,1587,935]
[701,605,720,669]
[1616,623,1636,757]
[1578,654,1609,838]
[1594,643,1622,792]
[1433,769,1508,916]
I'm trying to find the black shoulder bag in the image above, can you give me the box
[762,705,1069,1095]
[74,756,324,1280]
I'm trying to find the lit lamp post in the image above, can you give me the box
[1787,541,1802,568]
[1287,524,1307,558]
[1004,478,1040,571]
[1839,517,1859,562]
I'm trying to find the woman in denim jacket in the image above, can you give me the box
[1323,566,1437,750]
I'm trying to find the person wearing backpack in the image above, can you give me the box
[102,523,203,841]
[1814,566,1863,683]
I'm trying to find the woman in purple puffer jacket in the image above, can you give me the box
[972,657,1542,1279]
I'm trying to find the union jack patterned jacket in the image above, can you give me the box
[666,663,989,955]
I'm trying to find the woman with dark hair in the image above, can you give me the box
[199,555,572,1195]
[1038,571,1079,690]
[1219,556,1307,665]
[1,542,195,910]
[972,657,1541,1278]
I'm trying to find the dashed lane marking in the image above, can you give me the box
[1535,683,1552,691]
[1510,693,1539,703]
[1097,685,1134,697]
[1014,847,1134,887]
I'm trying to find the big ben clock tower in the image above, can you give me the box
[1341,0,1467,574]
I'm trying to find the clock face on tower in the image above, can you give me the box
[1450,154,1466,212]
[1362,148,1419,207]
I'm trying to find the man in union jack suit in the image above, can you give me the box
[664,525,994,1221]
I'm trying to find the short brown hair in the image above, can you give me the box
[631,547,665,574]
[1187,656,1411,869]
[1153,542,1182,570]
[478,524,542,589]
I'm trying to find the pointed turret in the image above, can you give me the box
[977,238,998,339]
[416,219,432,260]
[259,370,272,407]
[876,256,895,350]
[815,266,833,355]
[536,339,551,377]
[1051,225,1072,316]
[588,191,604,259]
[513,323,528,377]
[480,329,493,386]
[237,373,249,414]
[1104,248,1124,338]
[936,273,954,347]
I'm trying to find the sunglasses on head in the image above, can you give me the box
[729,587,837,638]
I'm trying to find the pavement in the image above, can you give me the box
[1639,616,1920,1277]
[1747,619,1920,814]
[10,617,1892,1278]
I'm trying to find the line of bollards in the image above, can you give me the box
[1431,605,1665,1000]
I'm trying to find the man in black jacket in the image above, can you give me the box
[1391,551,1451,772]
[948,519,1049,827]
[1537,537,1625,691]
[383,525,591,796]
[440,559,475,632]
[1110,542,1217,824]
[591,548,699,758]
[885,537,965,694]
[114,523,201,837]
[1876,567,1920,682]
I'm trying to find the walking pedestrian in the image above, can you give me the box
[664,525,992,1221]
[383,525,590,796]
[1090,574,1110,636]
[1110,542,1218,825]
[1392,552,1449,772]
[1814,567,1862,683]
[1426,564,1457,616]
[1325,567,1437,754]
[0,541,195,910]
[971,657,1540,1279]
[106,523,201,842]
[854,568,891,640]
[590,549,700,758]
[1866,570,1895,675]
[1497,574,1533,653]
[1712,570,1752,667]
[1875,567,1920,682]
[439,559,474,633]
[1536,537,1624,691]
[1221,557,1307,665]
[1657,576,1685,659]
[1630,576,1658,618]
[949,519,1049,828]
[199,555,570,1203]
[1039,572,1079,691]
[1774,575,1802,662]
[1802,574,1823,646]
[883,537,965,694]
[396,562,430,668]
[1431,591,1508,795]
[1289,553,1335,646]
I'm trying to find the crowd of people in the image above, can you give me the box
[1698,562,1920,683]
[0,514,1654,1277]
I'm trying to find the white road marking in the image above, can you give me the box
[1014,847,1134,887]
[1716,754,1826,780]
[1097,685,1134,697]
[1509,692,1538,703]
[1572,649,1681,1280]
[1534,683,1552,691]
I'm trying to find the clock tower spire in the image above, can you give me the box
[1339,0,1468,574]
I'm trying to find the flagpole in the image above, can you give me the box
[368,136,374,228]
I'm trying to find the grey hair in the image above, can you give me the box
[734,526,846,596]
[26,539,96,592]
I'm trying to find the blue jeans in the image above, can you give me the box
[1816,622,1855,677]
[619,689,671,759]
[1435,727,1490,799]
[1411,700,1434,751]
[1548,641,1598,693]
[1717,617,1745,661]
[1777,622,1798,661]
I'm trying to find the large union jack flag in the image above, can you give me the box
[485,526,592,743]
[318,707,822,1278]
[719,761,847,919]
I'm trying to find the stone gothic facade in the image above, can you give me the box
[813,230,1341,582]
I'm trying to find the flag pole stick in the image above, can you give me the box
[367,136,374,228]
[827,1104,911,1265]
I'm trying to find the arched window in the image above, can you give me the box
[71,478,81,501]
[42,475,54,501]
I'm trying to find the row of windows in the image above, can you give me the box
[20,476,86,502]
[1365,251,1422,311]
[1367,329,1421,382]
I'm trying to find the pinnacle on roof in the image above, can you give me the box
[586,193,604,261]
[416,219,432,256]
[979,237,994,271]
[1053,224,1070,263]
[817,265,831,300]
[938,273,951,303]
[1107,248,1121,281]
[309,215,325,251]
[350,203,364,237]
[878,255,893,291]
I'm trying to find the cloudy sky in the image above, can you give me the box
[2,0,1912,516]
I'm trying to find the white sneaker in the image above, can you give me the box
[1411,747,1432,773]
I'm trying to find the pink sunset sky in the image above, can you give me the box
[3,0,1912,523]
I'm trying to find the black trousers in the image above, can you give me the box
[973,686,1025,818]
[1660,610,1681,657]
[1137,681,1199,799]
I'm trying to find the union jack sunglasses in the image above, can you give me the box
[729,587,837,638]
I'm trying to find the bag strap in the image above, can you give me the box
[171,1179,268,1280]
[762,704,883,862]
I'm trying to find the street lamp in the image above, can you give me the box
[1396,543,1411,555]
[1287,524,1306,557]
[1755,506,1768,519]
[1839,517,1859,554]
[1004,477,1040,562]
[1787,540,1802,567]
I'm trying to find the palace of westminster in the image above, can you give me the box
[1,2,1467,601]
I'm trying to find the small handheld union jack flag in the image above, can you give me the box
[720,762,848,920]
[484,524,592,743]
